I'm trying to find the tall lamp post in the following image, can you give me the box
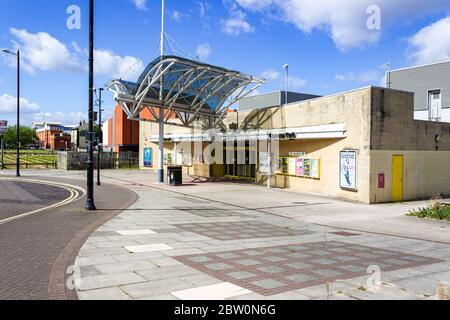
[1,48,20,177]
[85,0,96,210]
[95,88,104,186]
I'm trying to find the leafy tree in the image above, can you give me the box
[4,125,39,148]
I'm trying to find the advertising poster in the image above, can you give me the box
[164,152,173,165]
[340,150,357,190]
[177,152,192,166]
[288,158,297,176]
[143,148,153,167]
[259,152,270,175]
[296,158,304,176]
[311,159,320,179]
[276,158,281,174]
[281,158,289,174]
[303,159,311,177]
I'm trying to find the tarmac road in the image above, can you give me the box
[0,176,137,300]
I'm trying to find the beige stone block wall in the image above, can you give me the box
[256,138,371,203]
[370,150,450,203]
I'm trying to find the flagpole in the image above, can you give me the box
[158,0,165,183]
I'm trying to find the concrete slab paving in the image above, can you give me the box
[67,170,450,300]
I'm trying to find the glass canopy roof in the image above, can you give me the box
[107,55,265,128]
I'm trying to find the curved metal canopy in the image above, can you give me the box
[107,55,265,129]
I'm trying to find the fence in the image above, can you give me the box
[0,151,57,169]
[57,151,139,171]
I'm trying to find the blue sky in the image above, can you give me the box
[1,0,450,125]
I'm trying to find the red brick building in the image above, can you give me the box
[103,105,139,152]
[34,124,71,151]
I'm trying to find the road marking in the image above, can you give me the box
[0,178,85,225]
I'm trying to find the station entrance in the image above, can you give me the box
[224,142,257,180]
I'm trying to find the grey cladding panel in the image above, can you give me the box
[239,91,321,112]
[390,61,450,111]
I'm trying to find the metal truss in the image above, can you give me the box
[106,55,265,129]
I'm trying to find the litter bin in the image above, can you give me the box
[167,166,183,186]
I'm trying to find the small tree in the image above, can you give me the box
[4,125,39,148]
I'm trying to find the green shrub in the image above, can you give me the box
[407,201,450,221]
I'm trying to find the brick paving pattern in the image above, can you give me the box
[175,221,314,240]
[0,177,137,300]
[174,241,443,296]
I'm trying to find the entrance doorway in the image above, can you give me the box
[428,89,441,121]
[224,142,256,180]
[392,155,404,202]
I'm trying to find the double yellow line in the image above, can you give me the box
[0,178,85,225]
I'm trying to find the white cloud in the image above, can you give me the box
[234,0,450,51]
[261,69,281,81]
[9,28,82,74]
[261,69,306,90]
[236,0,273,11]
[131,0,148,11]
[4,28,144,79]
[335,70,381,83]
[31,111,87,125]
[408,16,450,65]
[0,94,40,114]
[94,49,144,79]
[170,10,183,22]
[195,44,212,60]
[221,8,254,36]
[288,76,306,89]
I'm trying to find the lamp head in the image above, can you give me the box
[1,48,17,55]
[282,64,289,70]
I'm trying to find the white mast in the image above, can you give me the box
[160,0,165,56]
[158,0,166,183]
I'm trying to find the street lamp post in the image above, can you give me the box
[85,0,96,211]
[282,64,289,106]
[96,88,104,186]
[1,48,20,177]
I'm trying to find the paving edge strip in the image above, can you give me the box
[47,183,139,300]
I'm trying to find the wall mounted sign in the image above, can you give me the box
[143,148,153,167]
[289,152,306,157]
[378,173,385,189]
[340,150,357,191]
[0,120,7,135]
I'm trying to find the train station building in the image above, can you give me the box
[107,56,450,204]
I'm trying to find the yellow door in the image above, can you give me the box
[392,155,404,202]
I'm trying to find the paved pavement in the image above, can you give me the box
[0,172,137,300]
[62,170,450,300]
